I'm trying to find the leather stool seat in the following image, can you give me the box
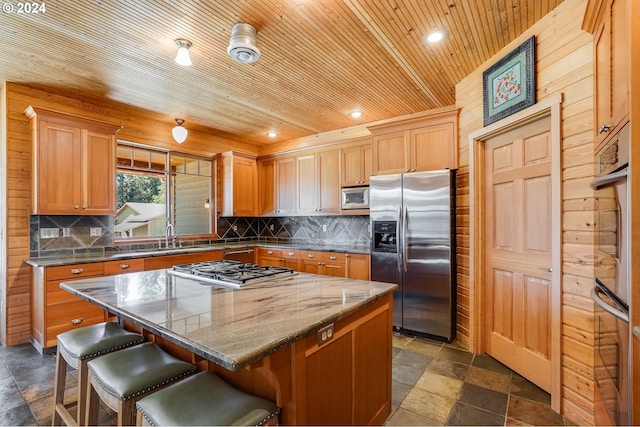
[86,342,196,426]
[53,322,145,426]
[136,371,280,426]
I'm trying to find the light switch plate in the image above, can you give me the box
[90,227,102,237]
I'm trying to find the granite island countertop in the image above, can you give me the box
[26,241,371,268]
[59,270,396,371]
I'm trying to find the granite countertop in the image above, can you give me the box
[26,241,371,267]
[60,270,396,371]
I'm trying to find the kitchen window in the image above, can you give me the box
[115,143,212,240]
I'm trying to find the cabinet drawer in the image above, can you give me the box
[144,251,222,271]
[104,258,145,275]
[46,263,104,281]
[303,251,345,263]
[257,247,281,258]
[282,249,302,259]
[47,281,82,305]
[46,300,104,330]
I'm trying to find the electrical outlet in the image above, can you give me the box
[40,228,60,239]
[317,323,334,346]
[322,224,327,232]
[90,227,103,237]
[62,228,71,237]
[232,225,238,232]
[269,224,274,231]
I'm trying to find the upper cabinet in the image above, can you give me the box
[297,149,341,214]
[217,151,258,217]
[340,138,372,187]
[588,0,630,149]
[258,156,296,216]
[25,106,121,215]
[368,110,458,176]
[260,149,340,216]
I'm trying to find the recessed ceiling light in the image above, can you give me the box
[267,131,278,138]
[349,110,362,118]
[423,29,447,44]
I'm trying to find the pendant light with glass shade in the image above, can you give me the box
[172,119,188,144]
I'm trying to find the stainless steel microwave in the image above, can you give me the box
[341,186,369,210]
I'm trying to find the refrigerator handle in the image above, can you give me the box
[396,206,402,272]
[403,205,408,272]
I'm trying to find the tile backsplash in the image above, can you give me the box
[30,214,371,258]
[30,215,114,257]
[217,216,371,246]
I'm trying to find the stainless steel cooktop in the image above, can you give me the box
[168,260,294,288]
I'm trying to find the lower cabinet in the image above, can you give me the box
[257,247,369,280]
[32,262,107,352]
[291,293,392,425]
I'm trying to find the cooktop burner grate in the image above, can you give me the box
[168,260,295,287]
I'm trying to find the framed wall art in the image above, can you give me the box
[483,36,536,126]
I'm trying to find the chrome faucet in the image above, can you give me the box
[165,222,175,248]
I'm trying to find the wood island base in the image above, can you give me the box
[122,293,393,426]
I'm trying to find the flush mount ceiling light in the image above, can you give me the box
[227,23,261,63]
[422,29,447,44]
[349,110,363,118]
[266,131,278,138]
[172,119,188,144]
[174,39,193,66]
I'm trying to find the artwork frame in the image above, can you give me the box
[483,36,536,126]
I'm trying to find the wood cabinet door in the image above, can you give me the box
[341,145,365,186]
[297,154,318,213]
[232,156,257,216]
[258,159,276,215]
[318,150,340,214]
[346,254,370,280]
[83,129,116,214]
[37,119,82,213]
[362,144,372,184]
[276,157,296,214]
[410,122,456,172]
[594,0,629,147]
[372,131,409,175]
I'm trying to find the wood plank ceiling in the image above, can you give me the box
[0,0,563,146]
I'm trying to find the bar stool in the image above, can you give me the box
[86,342,196,426]
[53,321,145,426]
[135,371,280,426]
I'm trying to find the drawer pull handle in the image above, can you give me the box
[71,268,84,274]
[288,252,295,256]
[267,250,273,255]
[308,254,314,258]
[120,264,130,269]
[330,256,337,260]
[71,318,84,325]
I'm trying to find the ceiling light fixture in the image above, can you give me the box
[423,29,447,44]
[174,39,193,66]
[349,110,363,118]
[227,23,261,63]
[267,131,278,138]
[172,119,188,144]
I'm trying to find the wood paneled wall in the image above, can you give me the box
[455,0,596,424]
[0,82,257,346]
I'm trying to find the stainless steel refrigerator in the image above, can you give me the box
[370,169,456,342]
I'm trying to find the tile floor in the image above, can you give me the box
[0,334,572,426]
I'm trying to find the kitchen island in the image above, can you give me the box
[60,269,397,425]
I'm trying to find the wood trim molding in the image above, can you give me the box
[468,93,563,412]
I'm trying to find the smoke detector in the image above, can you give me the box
[227,23,261,63]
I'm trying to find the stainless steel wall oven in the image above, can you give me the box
[590,123,630,426]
